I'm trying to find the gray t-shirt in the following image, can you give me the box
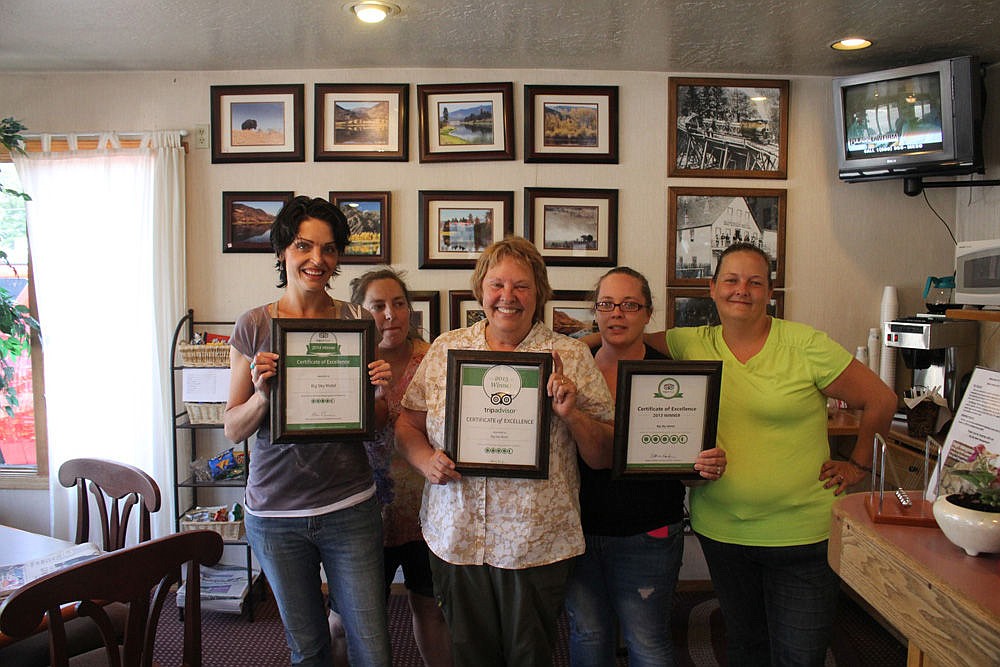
[230,301,374,516]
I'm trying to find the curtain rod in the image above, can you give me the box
[21,130,189,138]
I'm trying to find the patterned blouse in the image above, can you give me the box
[401,319,613,569]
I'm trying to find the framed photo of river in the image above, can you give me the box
[524,85,619,163]
[444,350,553,478]
[417,82,515,162]
[612,360,722,479]
[314,83,409,161]
[270,318,376,444]
[222,191,294,253]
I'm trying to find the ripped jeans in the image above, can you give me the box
[565,523,684,667]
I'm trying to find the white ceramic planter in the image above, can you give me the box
[932,495,1000,556]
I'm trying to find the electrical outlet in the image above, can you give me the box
[195,124,210,149]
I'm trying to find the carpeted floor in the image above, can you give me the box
[153,587,906,666]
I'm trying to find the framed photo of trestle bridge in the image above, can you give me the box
[667,77,789,179]
[667,187,787,288]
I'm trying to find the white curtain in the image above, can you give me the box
[13,131,186,542]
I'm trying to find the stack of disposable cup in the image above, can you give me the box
[867,327,880,374]
[878,286,897,389]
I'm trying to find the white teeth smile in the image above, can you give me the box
[496,306,519,314]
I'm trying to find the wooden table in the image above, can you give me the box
[829,493,1000,667]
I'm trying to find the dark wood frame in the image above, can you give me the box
[667,187,787,288]
[211,84,305,164]
[612,360,722,479]
[448,290,485,331]
[328,191,391,265]
[524,84,619,163]
[444,350,552,478]
[667,77,789,179]
[665,288,785,328]
[222,191,294,253]
[545,290,598,339]
[270,318,376,443]
[409,290,441,342]
[314,83,409,161]
[524,187,618,267]
[417,82,515,162]
[419,190,515,269]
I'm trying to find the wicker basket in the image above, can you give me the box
[184,402,226,424]
[180,518,244,540]
[178,342,231,367]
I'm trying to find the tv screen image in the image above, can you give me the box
[842,71,944,160]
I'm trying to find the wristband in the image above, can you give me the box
[849,457,873,473]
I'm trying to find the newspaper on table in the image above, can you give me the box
[176,563,260,613]
[0,541,102,599]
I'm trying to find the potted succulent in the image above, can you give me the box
[932,444,1000,556]
[0,116,39,416]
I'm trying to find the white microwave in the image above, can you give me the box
[954,239,1000,306]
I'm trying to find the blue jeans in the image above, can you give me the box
[565,524,684,667]
[696,533,840,667]
[245,496,391,666]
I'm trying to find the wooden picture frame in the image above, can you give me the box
[524,187,618,267]
[525,84,619,163]
[545,290,598,340]
[419,190,515,269]
[314,83,408,161]
[665,288,785,328]
[409,290,441,343]
[328,191,391,265]
[417,82,515,162]
[667,77,789,179]
[667,187,787,287]
[222,191,294,253]
[211,84,305,163]
[449,290,486,331]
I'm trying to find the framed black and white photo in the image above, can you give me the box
[524,187,618,267]
[222,191,294,253]
[449,290,486,330]
[419,190,515,269]
[409,290,441,343]
[329,191,390,265]
[667,187,787,288]
[417,82,515,162]
[666,288,784,328]
[211,84,305,164]
[524,85,619,163]
[545,290,598,340]
[314,83,408,161]
[668,77,788,179]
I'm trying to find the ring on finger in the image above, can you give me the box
[250,361,256,370]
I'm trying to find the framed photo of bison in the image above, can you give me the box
[524,85,619,163]
[222,191,294,253]
[315,84,409,161]
[211,84,305,163]
[329,191,391,265]
[667,77,788,179]
[524,187,618,267]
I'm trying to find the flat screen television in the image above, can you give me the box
[832,56,983,183]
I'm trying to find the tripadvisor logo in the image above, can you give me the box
[654,377,682,399]
[306,331,341,356]
[482,365,522,406]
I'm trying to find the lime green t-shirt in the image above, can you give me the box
[667,319,852,546]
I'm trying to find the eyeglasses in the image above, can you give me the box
[595,301,647,313]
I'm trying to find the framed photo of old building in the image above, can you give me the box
[667,187,786,288]
[524,84,619,163]
[211,84,305,163]
[419,190,515,269]
[668,77,788,179]
[314,83,408,161]
[329,191,390,265]
[666,288,785,328]
[524,187,618,267]
[418,82,515,162]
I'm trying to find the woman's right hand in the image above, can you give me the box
[249,351,279,397]
[420,449,461,485]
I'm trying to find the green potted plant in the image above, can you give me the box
[932,444,1000,556]
[0,116,39,416]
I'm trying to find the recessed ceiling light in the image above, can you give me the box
[832,37,873,51]
[345,1,400,23]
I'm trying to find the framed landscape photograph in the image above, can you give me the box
[419,190,515,269]
[449,290,486,331]
[222,191,294,253]
[524,187,618,267]
[524,85,618,163]
[329,191,390,265]
[545,290,598,339]
[409,290,441,343]
[666,288,785,328]
[667,77,788,178]
[667,187,787,287]
[211,84,305,163]
[315,83,408,161]
[417,82,515,162]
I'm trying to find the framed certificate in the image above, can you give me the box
[444,350,552,478]
[612,360,722,479]
[271,318,376,443]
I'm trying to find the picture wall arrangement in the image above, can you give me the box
[210,76,790,339]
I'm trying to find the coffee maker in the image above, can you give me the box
[884,315,978,412]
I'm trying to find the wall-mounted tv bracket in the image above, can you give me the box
[904,175,1000,196]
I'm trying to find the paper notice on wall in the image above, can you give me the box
[925,366,1000,501]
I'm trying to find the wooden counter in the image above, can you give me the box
[829,493,1000,667]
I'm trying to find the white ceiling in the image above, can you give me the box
[2,0,999,76]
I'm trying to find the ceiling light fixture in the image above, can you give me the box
[831,37,873,51]
[347,1,400,23]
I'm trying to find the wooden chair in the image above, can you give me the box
[0,530,224,667]
[58,458,161,551]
